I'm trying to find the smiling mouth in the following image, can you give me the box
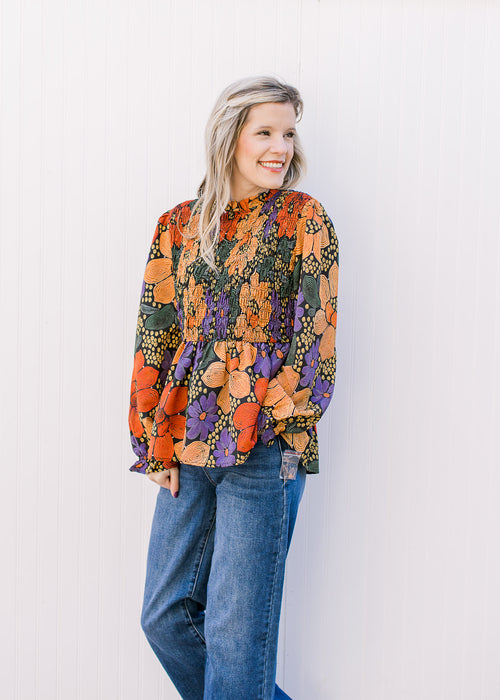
[259,161,285,170]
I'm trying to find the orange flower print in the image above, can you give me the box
[233,401,261,452]
[201,342,257,414]
[180,440,210,467]
[220,212,239,242]
[129,350,159,438]
[183,277,207,332]
[177,203,192,228]
[313,261,338,361]
[148,381,188,462]
[231,367,270,452]
[234,272,272,342]
[148,405,185,461]
[225,232,259,276]
[162,383,189,415]
[262,366,311,421]
[223,204,262,245]
[293,204,331,263]
[173,204,197,247]
[275,199,301,238]
[279,429,311,453]
[129,404,144,439]
[144,234,175,304]
[129,191,338,475]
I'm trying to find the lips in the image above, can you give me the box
[259,161,285,170]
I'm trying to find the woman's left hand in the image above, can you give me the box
[147,466,179,498]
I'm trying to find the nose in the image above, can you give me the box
[269,134,287,155]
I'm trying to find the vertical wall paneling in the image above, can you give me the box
[1,1,499,698]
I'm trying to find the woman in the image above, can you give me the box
[129,75,339,699]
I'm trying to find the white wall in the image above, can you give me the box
[1,1,499,698]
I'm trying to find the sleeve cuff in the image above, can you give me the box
[129,457,177,474]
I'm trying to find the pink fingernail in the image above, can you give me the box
[173,491,179,498]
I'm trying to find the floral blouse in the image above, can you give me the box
[129,188,339,475]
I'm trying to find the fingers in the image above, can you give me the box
[147,470,170,488]
[146,467,180,498]
[169,467,179,499]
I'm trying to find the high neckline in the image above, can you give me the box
[225,189,278,213]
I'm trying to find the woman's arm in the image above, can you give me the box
[129,211,182,479]
[261,197,339,454]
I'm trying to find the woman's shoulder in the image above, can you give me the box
[276,189,334,227]
[158,198,199,227]
[276,189,328,214]
[157,191,327,220]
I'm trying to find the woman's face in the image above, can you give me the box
[230,101,297,201]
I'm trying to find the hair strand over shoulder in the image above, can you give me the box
[184,75,307,272]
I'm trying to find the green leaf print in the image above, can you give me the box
[284,336,297,366]
[302,274,321,309]
[144,305,177,330]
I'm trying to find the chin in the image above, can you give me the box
[260,175,285,189]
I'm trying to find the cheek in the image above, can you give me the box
[236,136,259,167]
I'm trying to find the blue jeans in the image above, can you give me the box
[140,434,306,700]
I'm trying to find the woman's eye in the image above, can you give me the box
[285,132,295,138]
[258,130,271,136]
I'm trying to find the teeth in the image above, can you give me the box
[260,161,283,168]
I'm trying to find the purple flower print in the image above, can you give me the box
[285,295,296,335]
[293,289,305,333]
[215,290,230,336]
[186,391,218,441]
[257,409,267,431]
[131,435,148,459]
[159,349,173,384]
[257,409,277,446]
[202,289,214,336]
[311,376,335,412]
[300,339,320,387]
[254,347,271,376]
[194,341,204,365]
[268,289,281,336]
[270,342,289,375]
[174,344,194,381]
[130,436,148,472]
[202,312,211,337]
[261,426,277,445]
[261,192,280,239]
[177,305,184,330]
[213,428,237,466]
[205,287,215,310]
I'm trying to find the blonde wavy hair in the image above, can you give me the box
[185,75,306,272]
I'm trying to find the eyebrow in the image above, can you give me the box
[255,125,297,131]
